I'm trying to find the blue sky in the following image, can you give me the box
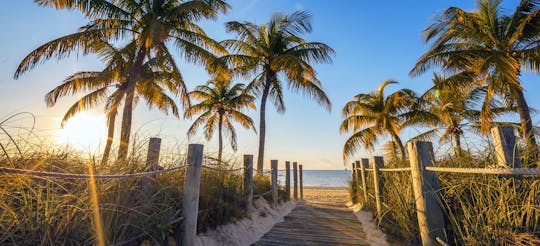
[0,0,538,169]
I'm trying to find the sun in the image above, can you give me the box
[56,112,108,151]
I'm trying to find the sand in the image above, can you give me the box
[300,186,349,202]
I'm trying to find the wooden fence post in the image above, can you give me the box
[146,137,161,171]
[360,158,369,205]
[371,156,383,221]
[244,155,254,210]
[491,126,521,168]
[271,160,278,207]
[285,161,291,201]
[143,137,162,193]
[351,162,358,203]
[299,164,304,200]
[408,140,447,246]
[293,162,298,200]
[182,144,204,246]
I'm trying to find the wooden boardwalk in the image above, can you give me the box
[254,199,369,245]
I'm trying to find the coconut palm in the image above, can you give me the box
[222,11,335,173]
[45,40,182,164]
[410,0,540,152]
[15,0,230,160]
[411,74,484,157]
[340,80,417,161]
[185,77,256,163]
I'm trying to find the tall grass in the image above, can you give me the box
[0,114,273,245]
[348,150,540,245]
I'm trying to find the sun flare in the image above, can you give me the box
[56,112,107,151]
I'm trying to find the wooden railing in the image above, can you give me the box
[351,126,540,246]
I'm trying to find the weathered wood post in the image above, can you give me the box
[351,162,358,203]
[143,138,162,192]
[408,141,447,246]
[360,158,369,205]
[244,155,254,210]
[146,137,162,171]
[299,164,304,200]
[271,160,278,207]
[182,144,204,246]
[285,161,291,201]
[491,126,521,168]
[371,156,383,221]
[293,162,298,200]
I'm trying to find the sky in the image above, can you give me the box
[1,0,539,170]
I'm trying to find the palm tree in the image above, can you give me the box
[412,74,484,157]
[45,41,182,164]
[185,77,256,163]
[222,11,335,173]
[410,0,540,152]
[15,0,230,160]
[340,80,417,161]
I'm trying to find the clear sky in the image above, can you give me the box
[1,0,538,170]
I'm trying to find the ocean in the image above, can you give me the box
[277,170,352,187]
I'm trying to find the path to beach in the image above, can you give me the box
[254,188,369,245]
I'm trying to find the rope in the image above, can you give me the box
[0,165,189,179]
[201,165,243,172]
[424,166,540,175]
[378,167,411,172]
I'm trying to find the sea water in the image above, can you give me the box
[277,170,352,187]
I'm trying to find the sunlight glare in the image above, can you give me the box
[56,112,107,151]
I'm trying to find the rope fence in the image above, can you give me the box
[352,127,540,245]
[201,165,244,172]
[424,166,540,175]
[1,138,304,245]
[0,165,189,179]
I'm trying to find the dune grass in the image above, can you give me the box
[0,122,273,245]
[349,150,540,245]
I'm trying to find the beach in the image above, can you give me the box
[300,186,349,202]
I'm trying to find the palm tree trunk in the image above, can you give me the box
[391,132,406,162]
[101,112,116,165]
[218,111,223,165]
[117,46,147,160]
[453,132,462,158]
[256,68,274,175]
[515,88,538,153]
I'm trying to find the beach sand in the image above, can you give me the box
[300,186,349,202]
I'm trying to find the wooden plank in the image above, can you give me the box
[255,195,368,245]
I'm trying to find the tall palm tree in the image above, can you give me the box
[340,80,417,161]
[222,11,335,173]
[15,0,230,160]
[45,40,182,164]
[412,74,483,157]
[185,77,256,163]
[410,0,540,152]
